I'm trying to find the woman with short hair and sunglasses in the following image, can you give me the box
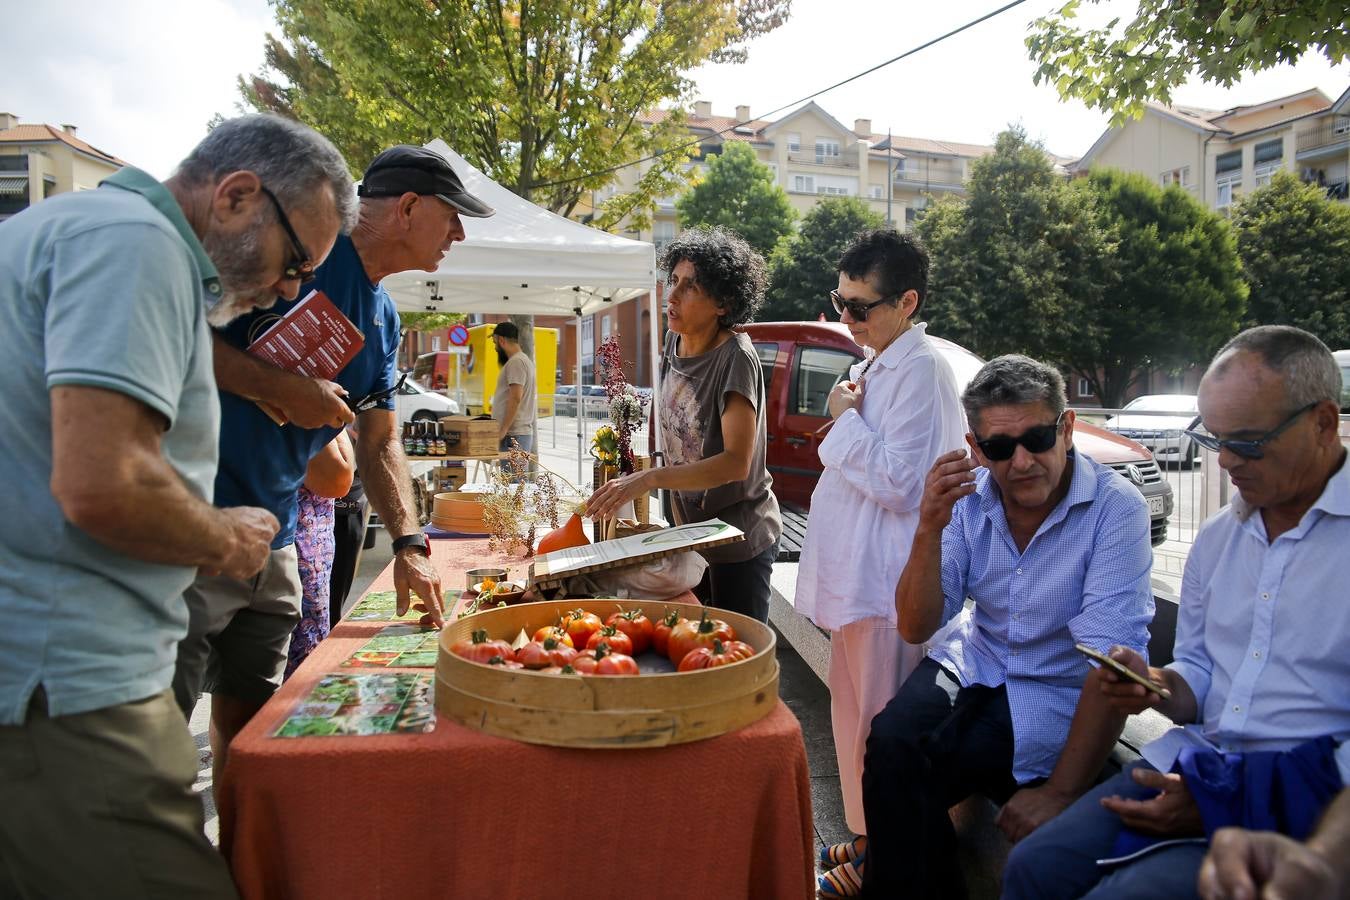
[587,226,782,622]
[793,229,968,896]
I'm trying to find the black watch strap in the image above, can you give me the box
[391,533,431,556]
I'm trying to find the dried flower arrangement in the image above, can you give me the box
[480,441,586,558]
[595,335,649,475]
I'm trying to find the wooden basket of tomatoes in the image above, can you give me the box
[436,599,778,748]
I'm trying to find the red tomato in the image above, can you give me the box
[516,638,578,670]
[677,638,756,672]
[562,609,603,652]
[606,610,654,656]
[595,651,640,676]
[532,625,574,648]
[570,648,602,675]
[486,655,524,669]
[652,610,684,658]
[450,629,516,665]
[585,625,634,657]
[666,610,737,666]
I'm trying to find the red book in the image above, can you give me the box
[248,289,364,424]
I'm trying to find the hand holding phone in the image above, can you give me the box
[1075,643,1171,699]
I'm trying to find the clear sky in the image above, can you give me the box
[5,0,1348,178]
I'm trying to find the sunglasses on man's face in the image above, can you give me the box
[259,186,316,284]
[829,290,898,323]
[1183,402,1318,460]
[973,412,1065,462]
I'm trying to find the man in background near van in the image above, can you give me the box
[0,114,353,898]
[491,321,536,460]
[174,144,493,793]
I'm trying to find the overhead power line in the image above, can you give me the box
[530,0,1030,191]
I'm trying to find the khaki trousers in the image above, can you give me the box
[0,689,237,899]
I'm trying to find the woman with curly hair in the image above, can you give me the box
[588,226,782,621]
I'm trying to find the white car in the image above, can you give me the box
[1104,394,1200,466]
[395,377,460,426]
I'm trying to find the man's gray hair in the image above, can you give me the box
[176,115,358,233]
[962,354,1067,431]
[1210,325,1340,408]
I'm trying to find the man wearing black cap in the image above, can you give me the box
[490,321,536,465]
[175,145,494,790]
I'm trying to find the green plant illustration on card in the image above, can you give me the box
[273,673,435,738]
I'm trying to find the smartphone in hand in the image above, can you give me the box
[1075,643,1171,699]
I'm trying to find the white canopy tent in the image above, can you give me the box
[380,141,663,482]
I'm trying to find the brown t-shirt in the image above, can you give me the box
[660,330,781,563]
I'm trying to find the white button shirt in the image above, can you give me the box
[795,323,968,631]
[1142,454,1350,782]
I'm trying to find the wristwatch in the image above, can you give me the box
[391,533,431,557]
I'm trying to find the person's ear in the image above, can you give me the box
[899,289,919,320]
[1062,409,1076,452]
[209,170,264,228]
[395,192,420,230]
[965,432,987,467]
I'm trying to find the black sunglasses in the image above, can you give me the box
[346,373,408,414]
[974,412,1066,462]
[1183,402,1318,460]
[259,186,315,284]
[829,290,899,323]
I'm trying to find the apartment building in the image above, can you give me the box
[1072,85,1350,212]
[598,100,997,250]
[0,113,124,221]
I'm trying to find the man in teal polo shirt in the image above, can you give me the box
[0,115,355,897]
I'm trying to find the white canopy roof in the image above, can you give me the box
[381,140,656,317]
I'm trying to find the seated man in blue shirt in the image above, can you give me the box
[1003,326,1350,900]
[843,355,1154,899]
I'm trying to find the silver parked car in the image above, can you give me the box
[1104,394,1200,467]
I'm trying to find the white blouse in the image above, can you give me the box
[793,323,968,631]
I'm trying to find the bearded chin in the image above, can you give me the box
[206,290,279,327]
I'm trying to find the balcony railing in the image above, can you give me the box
[786,150,858,168]
[893,166,965,187]
[1296,118,1350,154]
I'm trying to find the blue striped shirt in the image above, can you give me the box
[929,451,1155,782]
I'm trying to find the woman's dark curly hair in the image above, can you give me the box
[658,226,767,328]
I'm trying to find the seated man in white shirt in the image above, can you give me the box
[1003,325,1350,900]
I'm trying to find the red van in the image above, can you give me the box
[742,321,1174,546]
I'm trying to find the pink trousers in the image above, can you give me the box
[829,618,926,835]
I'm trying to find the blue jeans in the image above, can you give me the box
[861,658,1020,899]
[498,433,534,478]
[693,537,778,622]
[1002,761,1205,900]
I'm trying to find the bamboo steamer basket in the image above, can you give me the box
[432,491,487,533]
[436,599,778,748]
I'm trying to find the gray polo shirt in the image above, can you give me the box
[0,167,221,723]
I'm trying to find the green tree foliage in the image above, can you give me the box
[919,128,1246,407]
[1072,168,1246,405]
[399,311,465,333]
[1027,1,1350,123]
[1233,171,1350,349]
[240,0,790,231]
[676,141,796,257]
[918,127,1108,368]
[761,196,884,321]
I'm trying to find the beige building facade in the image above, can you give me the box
[1073,86,1350,212]
[601,100,998,251]
[0,113,124,221]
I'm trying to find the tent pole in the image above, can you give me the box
[576,311,585,489]
[647,278,663,521]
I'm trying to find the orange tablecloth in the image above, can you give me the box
[218,538,815,900]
